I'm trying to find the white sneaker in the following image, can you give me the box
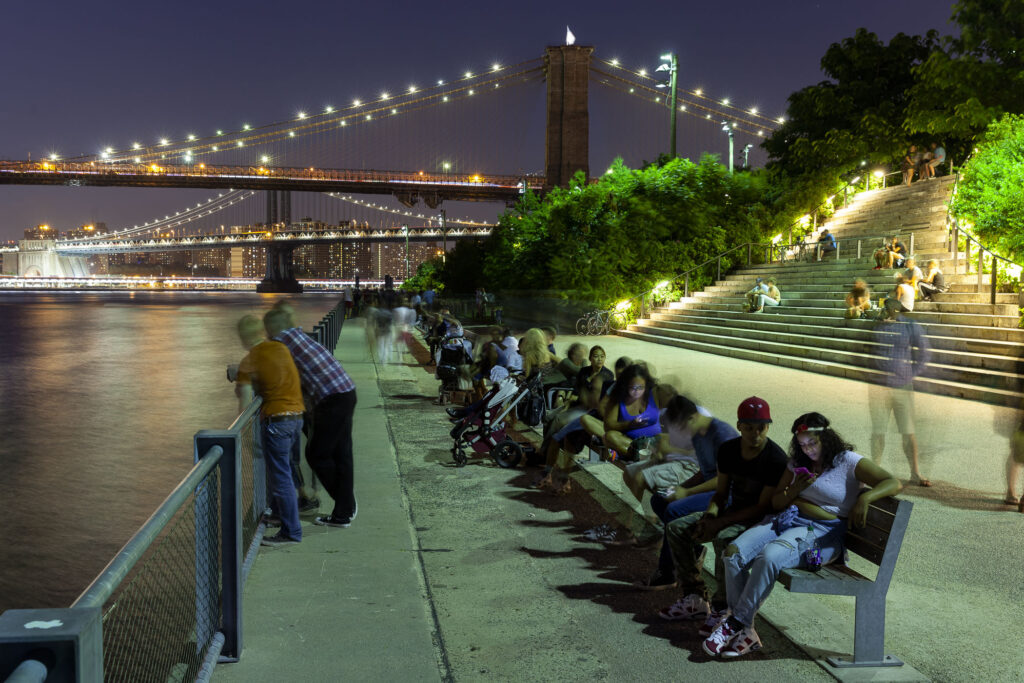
[722,625,762,658]
[658,593,710,621]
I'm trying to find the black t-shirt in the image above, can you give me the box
[715,436,788,512]
[893,241,907,256]
[574,365,615,399]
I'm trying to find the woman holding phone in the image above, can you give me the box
[700,412,902,658]
[600,363,664,460]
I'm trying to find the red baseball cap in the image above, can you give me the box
[737,396,772,423]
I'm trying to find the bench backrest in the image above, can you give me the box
[843,496,913,591]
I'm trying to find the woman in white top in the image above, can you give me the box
[702,412,902,658]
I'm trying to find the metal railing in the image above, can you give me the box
[0,300,345,682]
[944,172,1024,306]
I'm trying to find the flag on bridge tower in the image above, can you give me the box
[566,26,576,45]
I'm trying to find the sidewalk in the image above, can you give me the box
[213,320,444,683]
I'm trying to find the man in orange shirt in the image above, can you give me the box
[235,314,305,545]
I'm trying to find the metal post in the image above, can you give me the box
[991,255,997,305]
[440,209,447,263]
[403,224,409,280]
[684,273,690,298]
[716,256,721,282]
[977,249,983,292]
[747,243,752,265]
[965,240,971,274]
[910,232,915,255]
[836,240,841,261]
[641,293,647,319]
[667,53,678,158]
[727,128,734,173]
[195,431,243,661]
[857,240,862,259]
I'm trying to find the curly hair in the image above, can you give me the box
[608,363,656,407]
[788,412,855,472]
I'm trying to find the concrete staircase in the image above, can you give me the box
[621,176,1024,406]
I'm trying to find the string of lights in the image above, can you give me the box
[325,193,493,227]
[593,56,785,126]
[590,68,772,138]
[46,59,545,165]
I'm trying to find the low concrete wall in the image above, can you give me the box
[441,291,599,334]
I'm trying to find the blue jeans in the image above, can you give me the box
[723,516,847,626]
[651,491,714,577]
[262,417,304,540]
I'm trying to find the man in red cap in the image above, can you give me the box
[657,396,788,637]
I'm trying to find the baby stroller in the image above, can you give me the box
[436,335,473,405]
[449,374,542,468]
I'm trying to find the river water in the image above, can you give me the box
[0,291,342,612]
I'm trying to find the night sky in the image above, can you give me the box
[0,0,956,241]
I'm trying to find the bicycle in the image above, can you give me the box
[575,308,629,336]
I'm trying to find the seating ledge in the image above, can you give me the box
[780,563,874,597]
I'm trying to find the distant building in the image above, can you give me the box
[24,224,57,240]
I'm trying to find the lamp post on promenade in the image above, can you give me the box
[656,53,679,158]
[721,121,735,173]
[402,224,410,280]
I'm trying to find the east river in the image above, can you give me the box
[0,291,342,612]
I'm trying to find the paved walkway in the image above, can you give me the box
[214,322,1024,683]
[213,320,444,682]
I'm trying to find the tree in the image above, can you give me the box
[906,0,1024,154]
[949,114,1024,258]
[763,29,939,225]
[440,156,771,305]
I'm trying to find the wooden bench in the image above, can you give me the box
[777,496,912,669]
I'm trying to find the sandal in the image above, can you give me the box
[910,477,932,488]
[1004,494,1020,506]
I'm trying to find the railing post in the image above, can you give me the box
[965,240,971,274]
[195,430,243,661]
[857,239,862,259]
[684,273,690,298]
[716,257,721,282]
[977,249,984,293]
[952,225,959,271]
[836,240,841,261]
[910,232,915,256]
[641,293,647,320]
[747,243,752,265]
[0,608,103,682]
[991,255,998,305]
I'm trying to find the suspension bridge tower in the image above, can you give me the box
[544,45,592,189]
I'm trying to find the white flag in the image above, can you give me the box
[566,26,576,45]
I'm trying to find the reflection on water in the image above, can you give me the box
[0,291,340,612]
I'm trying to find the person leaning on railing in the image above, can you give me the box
[266,305,359,530]
[234,314,305,546]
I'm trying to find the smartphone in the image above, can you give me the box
[792,466,812,477]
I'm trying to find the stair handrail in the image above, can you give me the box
[782,168,905,245]
[944,170,1024,306]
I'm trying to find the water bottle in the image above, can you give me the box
[804,524,822,572]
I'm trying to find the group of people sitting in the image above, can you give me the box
[901,142,946,186]
[850,241,946,320]
[521,353,902,658]
[744,277,781,313]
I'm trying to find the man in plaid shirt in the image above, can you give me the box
[265,307,359,528]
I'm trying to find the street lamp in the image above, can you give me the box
[655,53,679,158]
[742,144,753,169]
[721,121,735,173]
[440,208,447,262]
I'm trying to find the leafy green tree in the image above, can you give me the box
[763,29,939,226]
[401,257,443,292]
[906,0,1024,155]
[949,114,1024,257]
[441,156,772,305]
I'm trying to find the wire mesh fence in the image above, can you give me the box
[99,467,222,683]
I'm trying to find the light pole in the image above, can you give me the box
[402,224,409,280]
[440,209,447,263]
[742,144,753,169]
[656,53,679,158]
[721,121,735,173]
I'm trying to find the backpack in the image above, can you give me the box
[517,390,545,427]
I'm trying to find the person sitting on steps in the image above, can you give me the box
[917,260,945,301]
[845,278,873,319]
[749,278,780,313]
[816,229,837,261]
[874,236,907,270]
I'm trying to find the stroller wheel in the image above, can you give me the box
[490,439,523,469]
[452,447,468,467]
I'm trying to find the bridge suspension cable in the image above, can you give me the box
[47,58,544,168]
[324,193,492,227]
[590,62,779,139]
[592,56,785,129]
